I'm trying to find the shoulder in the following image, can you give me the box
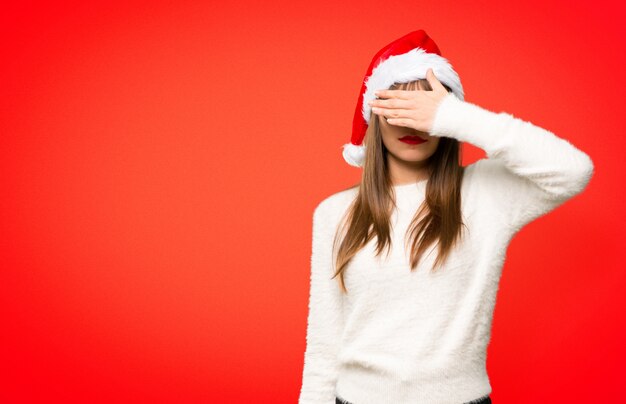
[464,157,505,179]
[462,157,557,230]
[463,157,520,191]
[313,184,359,226]
[461,158,518,216]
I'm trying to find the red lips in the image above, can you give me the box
[399,136,426,145]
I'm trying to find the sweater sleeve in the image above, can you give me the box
[429,93,595,231]
[298,202,344,404]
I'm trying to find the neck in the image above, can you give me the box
[387,155,431,186]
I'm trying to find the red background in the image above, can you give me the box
[1,1,624,402]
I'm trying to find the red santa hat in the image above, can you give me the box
[342,29,465,167]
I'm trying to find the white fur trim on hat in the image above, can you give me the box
[361,47,464,124]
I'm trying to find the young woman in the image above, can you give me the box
[298,30,594,404]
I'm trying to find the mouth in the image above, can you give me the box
[398,135,426,145]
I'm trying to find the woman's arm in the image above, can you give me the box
[298,202,344,404]
[429,93,594,231]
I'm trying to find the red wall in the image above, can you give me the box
[1,0,623,402]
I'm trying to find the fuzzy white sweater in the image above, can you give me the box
[298,93,594,404]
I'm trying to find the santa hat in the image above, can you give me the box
[342,29,465,167]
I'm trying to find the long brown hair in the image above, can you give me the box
[332,79,467,294]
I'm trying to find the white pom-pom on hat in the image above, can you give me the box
[342,143,366,167]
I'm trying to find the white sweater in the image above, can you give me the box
[298,93,594,404]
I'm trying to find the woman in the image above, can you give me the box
[298,30,594,404]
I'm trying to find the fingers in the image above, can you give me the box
[374,89,417,100]
[368,98,413,109]
[371,106,412,120]
[426,68,447,92]
[385,118,410,127]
